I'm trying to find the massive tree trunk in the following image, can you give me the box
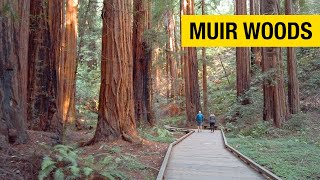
[92,0,137,143]
[165,9,177,100]
[285,0,300,114]
[236,0,251,104]
[261,0,288,127]
[201,0,208,118]
[182,0,202,126]
[133,0,154,126]
[27,0,59,131]
[58,0,78,125]
[250,0,262,68]
[0,0,30,144]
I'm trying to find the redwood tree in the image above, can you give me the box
[0,0,30,144]
[285,0,300,114]
[27,0,60,131]
[236,0,251,104]
[57,0,78,125]
[181,0,201,125]
[202,0,208,118]
[133,0,154,126]
[165,8,177,100]
[250,0,262,68]
[92,0,137,142]
[261,0,288,127]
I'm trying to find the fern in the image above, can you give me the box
[69,165,80,177]
[54,169,64,180]
[39,156,56,180]
[83,167,93,177]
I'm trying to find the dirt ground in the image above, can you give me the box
[0,128,184,180]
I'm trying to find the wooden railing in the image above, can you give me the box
[221,129,282,180]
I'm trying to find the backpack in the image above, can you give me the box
[196,114,203,121]
[209,116,216,123]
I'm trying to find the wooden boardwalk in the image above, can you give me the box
[163,130,265,180]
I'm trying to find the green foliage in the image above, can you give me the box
[139,126,175,143]
[39,144,150,180]
[228,137,320,179]
[283,113,306,131]
[120,154,146,170]
[239,121,272,138]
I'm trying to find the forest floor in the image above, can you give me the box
[0,126,185,180]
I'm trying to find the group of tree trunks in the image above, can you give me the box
[0,0,301,147]
[236,0,300,127]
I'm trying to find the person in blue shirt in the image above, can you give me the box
[196,111,204,132]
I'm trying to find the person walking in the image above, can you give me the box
[196,111,204,132]
[209,113,216,132]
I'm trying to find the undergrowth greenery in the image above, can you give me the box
[139,126,175,143]
[227,137,320,179]
[39,144,147,180]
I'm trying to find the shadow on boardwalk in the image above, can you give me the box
[164,130,265,180]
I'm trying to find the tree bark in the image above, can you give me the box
[92,0,137,143]
[250,0,262,68]
[27,0,59,132]
[261,0,288,127]
[0,0,30,144]
[165,9,177,100]
[182,0,202,126]
[202,0,208,118]
[133,0,154,126]
[285,0,300,114]
[58,0,78,125]
[236,0,251,104]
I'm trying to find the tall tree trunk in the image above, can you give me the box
[285,0,300,114]
[0,0,30,144]
[58,0,78,125]
[165,10,177,100]
[133,0,154,126]
[182,0,202,126]
[261,0,288,127]
[202,0,208,118]
[27,0,59,132]
[92,0,137,143]
[236,0,251,104]
[250,0,262,68]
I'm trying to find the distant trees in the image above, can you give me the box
[260,0,289,127]
[235,0,251,105]
[285,0,300,114]
[181,0,202,126]
[202,0,208,118]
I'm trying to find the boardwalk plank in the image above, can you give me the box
[164,130,265,180]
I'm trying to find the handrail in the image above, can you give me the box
[221,129,282,180]
[156,127,194,180]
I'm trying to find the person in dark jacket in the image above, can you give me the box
[209,113,216,132]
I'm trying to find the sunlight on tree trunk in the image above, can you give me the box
[59,0,78,125]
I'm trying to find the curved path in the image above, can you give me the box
[163,130,265,180]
